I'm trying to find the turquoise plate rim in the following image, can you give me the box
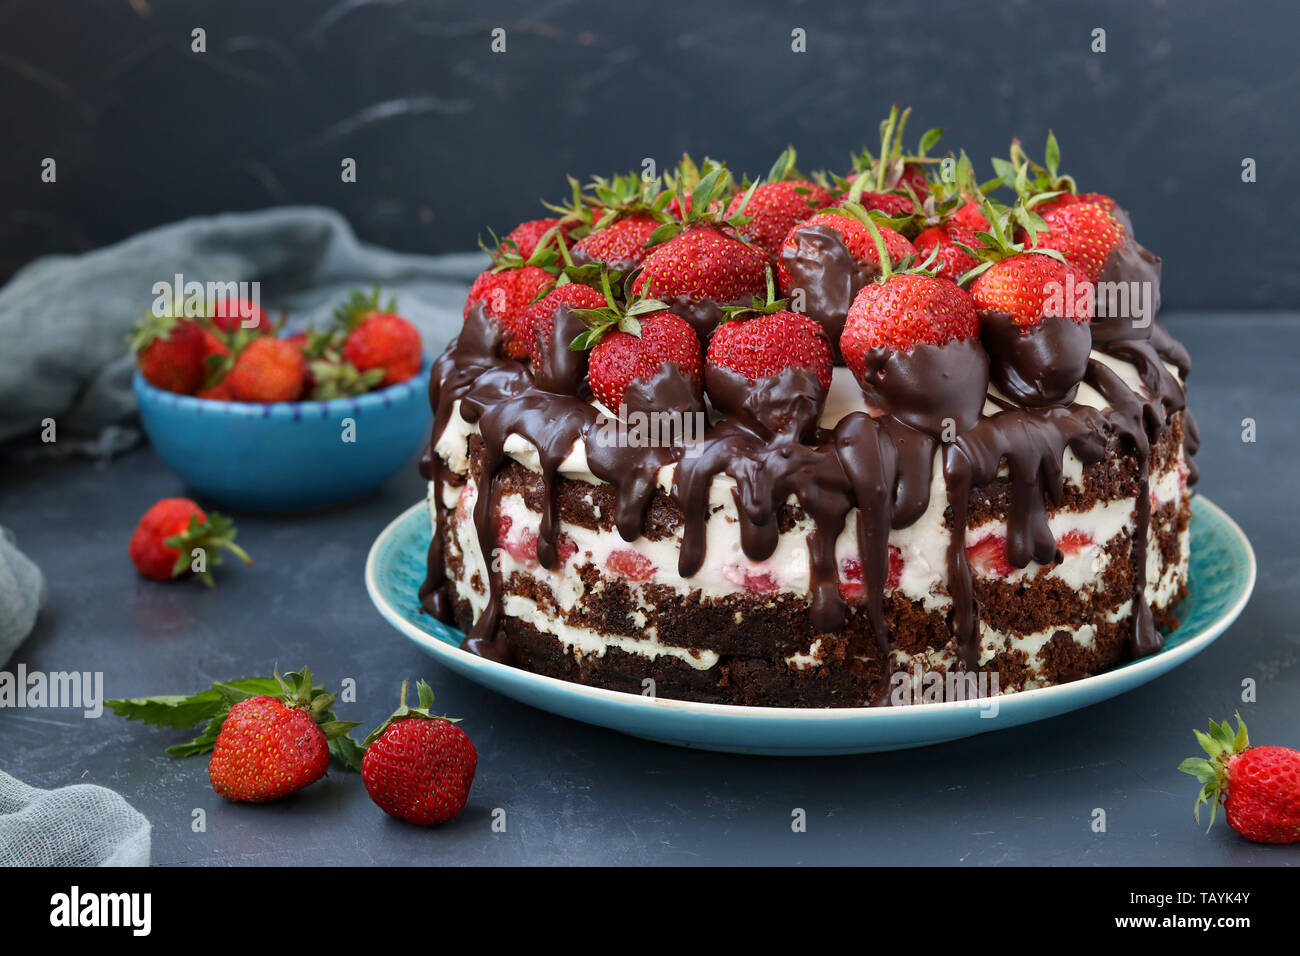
[365,495,1255,755]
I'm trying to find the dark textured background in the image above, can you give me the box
[3,0,1298,308]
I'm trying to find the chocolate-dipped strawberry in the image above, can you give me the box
[840,218,988,437]
[958,195,1095,407]
[569,271,704,420]
[777,202,916,357]
[464,232,561,360]
[1002,133,1162,341]
[704,270,833,440]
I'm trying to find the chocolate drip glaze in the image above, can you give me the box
[421,282,1196,687]
[778,224,878,360]
[980,313,1092,407]
[854,337,990,436]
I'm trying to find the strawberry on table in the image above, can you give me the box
[208,671,345,804]
[130,312,207,394]
[1180,714,1300,844]
[362,679,477,826]
[128,497,251,585]
[106,668,365,794]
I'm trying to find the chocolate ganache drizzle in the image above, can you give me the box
[420,217,1194,681]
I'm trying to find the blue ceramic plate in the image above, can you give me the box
[366,496,1255,755]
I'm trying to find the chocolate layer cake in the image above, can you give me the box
[417,133,1197,708]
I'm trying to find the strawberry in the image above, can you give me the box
[951,200,989,231]
[632,226,770,308]
[571,215,661,269]
[130,313,206,394]
[330,286,423,387]
[912,223,985,284]
[839,546,903,601]
[128,497,252,586]
[837,189,915,218]
[211,296,272,334]
[226,336,307,402]
[502,217,565,259]
[1180,715,1300,844]
[343,314,422,387]
[606,548,656,581]
[208,669,354,804]
[841,273,979,373]
[631,167,770,317]
[966,534,1013,578]
[1025,200,1126,281]
[969,253,1094,329]
[706,309,833,390]
[465,264,556,360]
[777,209,916,293]
[725,150,834,255]
[362,679,477,826]
[585,308,702,410]
[523,281,608,367]
[1056,529,1093,557]
[196,379,234,401]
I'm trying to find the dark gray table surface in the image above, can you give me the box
[2,312,1296,866]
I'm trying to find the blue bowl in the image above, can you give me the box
[133,360,433,512]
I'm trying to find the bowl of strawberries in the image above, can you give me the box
[131,287,431,512]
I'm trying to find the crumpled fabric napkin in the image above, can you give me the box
[0,205,485,658]
[0,527,45,668]
[0,205,482,444]
[0,769,151,866]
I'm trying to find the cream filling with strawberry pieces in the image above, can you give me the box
[431,349,1189,674]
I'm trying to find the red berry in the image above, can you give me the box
[227,336,306,402]
[969,253,1095,329]
[777,213,915,293]
[211,297,272,334]
[840,274,979,376]
[1181,716,1300,844]
[132,315,206,394]
[606,548,655,581]
[587,310,702,410]
[1057,529,1093,557]
[128,498,251,585]
[913,223,985,284]
[361,680,477,826]
[966,534,1013,578]
[502,217,565,259]
[343,313,423,387]
[523,282,608,367]
[727,180,833,255]
[208,695,329,803]
[1025,201,1126,281]
[631,226,770,309]
[706,311,832,390]
[465,265,555,360]
[571,215,661,269]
